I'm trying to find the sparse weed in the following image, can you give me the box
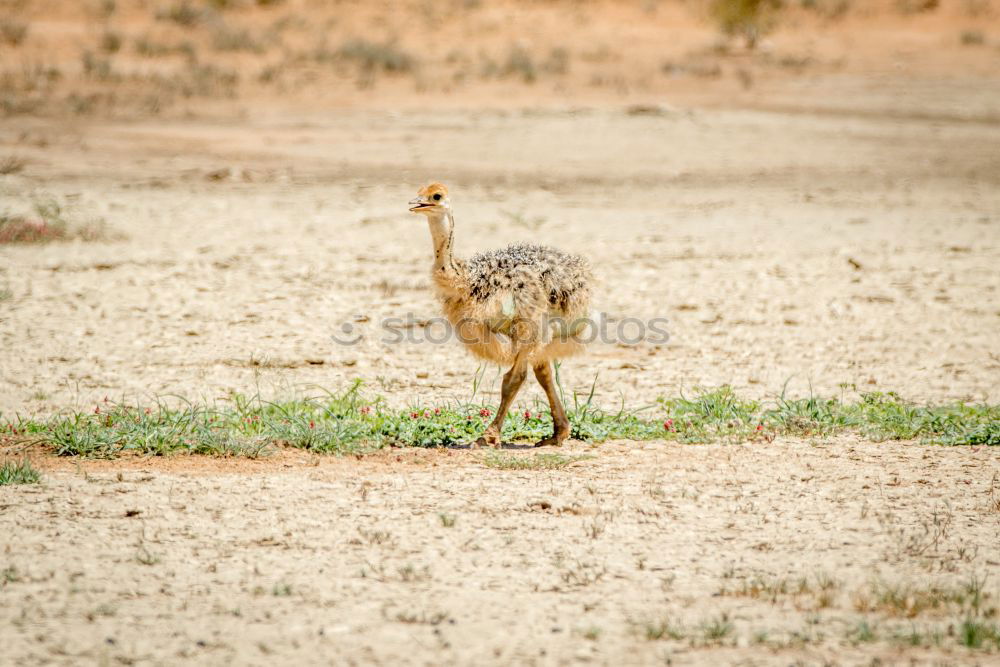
[960,618,1000,649]
[701,613,734,642]
[988,474,1000,514]
[853,576,995,619]
[0,459,41,486]
[848,619,877,643]
[641,617,685,641]
[392,608,449,625]
[558,560,606,589]
[483,452,589,471]
[397,564,430,583]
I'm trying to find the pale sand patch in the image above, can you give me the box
[2,438,998,664]
[1,98,998,416]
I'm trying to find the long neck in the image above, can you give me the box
[426,209,458,276]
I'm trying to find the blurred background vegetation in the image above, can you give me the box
[0,0,995,117]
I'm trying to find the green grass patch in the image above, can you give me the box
[3,383,998,458]
[0,459,41,485]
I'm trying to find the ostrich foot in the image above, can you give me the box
[475,426,502,449]
[534,427,570,448]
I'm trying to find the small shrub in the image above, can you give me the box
[0,20,29,46]
[82,51,115,81]
[156,2,202,26]
[896,0,938,12]
[336,39,415,85]
[960,619,1000,649]
[101,31,122,54]
[503,45,537,83]
[710,0,783,48]
[960,30,985,46]
[213,26,265,53]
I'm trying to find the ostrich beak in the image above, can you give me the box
[409,197,433,212]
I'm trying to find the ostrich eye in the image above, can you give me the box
[432,193,442,201]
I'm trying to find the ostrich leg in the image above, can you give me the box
[475,353,529,449]
[532,361,571,447]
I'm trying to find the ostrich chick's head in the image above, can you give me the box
[409,182,450,215]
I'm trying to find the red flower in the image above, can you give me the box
[309,420,315,429]
[360,406,371,415]
[479,408,492,418]
[523,410,531,419]
[664,419,675,432]
[434,407,441,415]
[756,423,763,432]
[410,411,420,419]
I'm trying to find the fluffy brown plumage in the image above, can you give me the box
[409,183,594,448]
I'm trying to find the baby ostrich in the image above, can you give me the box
[409,183,593,448]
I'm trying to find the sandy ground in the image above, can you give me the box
[2,82,1000,415]
[3,3,1000,663]
[2,439,1000,665]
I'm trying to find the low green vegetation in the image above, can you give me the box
[0,459,41,485]
[2,383,997,458]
